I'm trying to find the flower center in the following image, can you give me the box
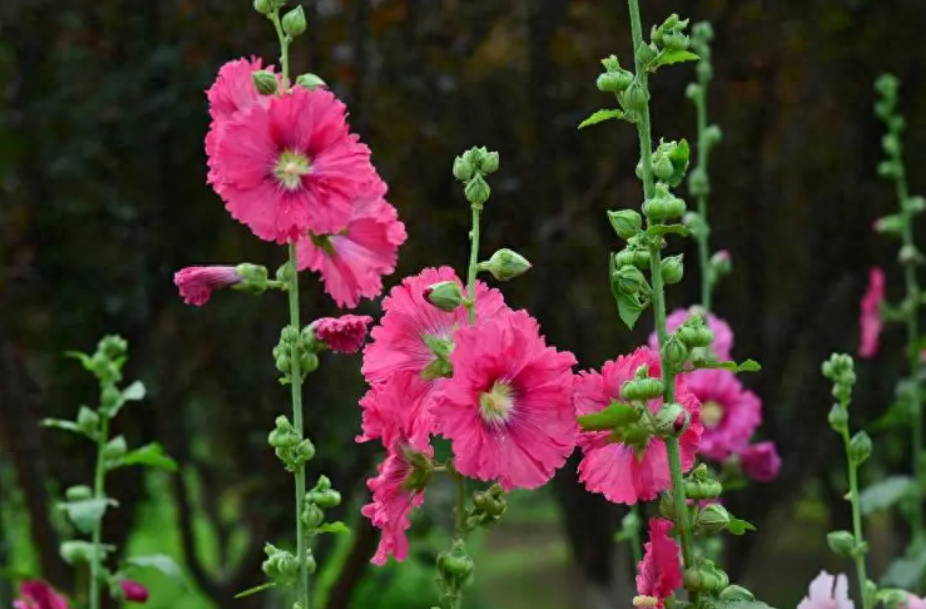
[479,381,514,425]
[702,400,724,428]
[274,149,311,191]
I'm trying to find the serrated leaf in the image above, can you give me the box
[727,517,756,535]
[579,109,625,129]
[578,402,637,432]
[234,582,276,599]
[860,476,914,515]
[617,292,646,330]
[649,50,700,71]
[125,554,185,587]
[315,521,351,536]
[41,418,84,435]
[60,498,115,534]
[881,549,926,588]
[111,443,178,472]
[122,381,146,402]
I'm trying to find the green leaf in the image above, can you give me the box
[112,443,178,472]
[122,381,146,402]
[617,291,646,330]
[649,50,700,71]
[60,498,114,534]
[60,540,111,564]
[65,351,94,371]
[578,109,625,129]
[577,402,638,432]
[41,418,84,435]
[881,549,926,588]
[727,516,756,536]
[125,554,185,587]
[646,224,691,238]
[315,521,351,536]
[234,582,276,599]
[860,476,914,515]
[690,359,761,373]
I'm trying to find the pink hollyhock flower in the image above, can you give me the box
[649,307,734,361]
[682,369,761,461]
[859,267,885,359]
[635,518,682,608]
[211,86,377,243]
[13,581,70,609]
[357,370,437,445]
[576,347,703,505]
[173,266,242,306]
[905,594,926,609]
[120,580,149,603]
[432,309,577,490]
[360,372,434,564]
[296,178,406,308]
[312,315,373,354]
[738,441,781,482]
[797,571,854,609]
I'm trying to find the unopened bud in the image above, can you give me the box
[597,70,634,93]
[296,73,327,90]
[252,70,279,95]
[643,185,686,222]
[615,249,650,270]
[683,562,729,593]
[710,250,732,276]
[826,530,856,557]
[655,403,687,437]
[302,502,325,529]
[621,377,665,401]
[66,485,94,501]
[424,281,464,312]
[688,167,709,197]
[849,431,872,465]
[307,476,342,508]
[478,249,532,282]
[660,255,684,284]
[608,209,643,239]
[661,335,689,368]
[719,585,756,602]
[653,156,674,181]
[235,263,271,295]
[437,541,475,590]
[60,541,95,564]
[695,503,731,535]
[662,30,690,51]
[464,174,491,206]
[623,82,647,113]
[827,404,848,433]
[253,0,272,15]
[262,544,299,584]
[479,150,500,175]
[615,265,648,294]
[282,6,307,37]
[453,155,475,181]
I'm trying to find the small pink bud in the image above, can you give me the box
[310,315,373,354]
[120,580,149,604]
[173,265,242,306]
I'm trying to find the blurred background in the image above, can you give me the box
[2,0,926,608]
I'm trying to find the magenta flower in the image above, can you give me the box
[682,368,761,461]
[13,581,71,609]
[905,594,926,609]
[738,441,781,482]
[360,372,434,565]
[296,178,406,308]
[649,307,734,360]
[635,518,682,608]
[119,580,149,604]
[211,86,378,243]
[358,368,436,447]
[797,571,854,609]
[173,266,242,306]
[576,347,703,505]
[859,267,885,359]
[312,315,373,354]
[432,308,578,490]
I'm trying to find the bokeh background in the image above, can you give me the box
[2,0,926,608]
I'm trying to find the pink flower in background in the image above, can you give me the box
[905,594,926,609]
[361,372,434,565]
[797,571,854,609]
[432,309,577,490]
[576,347,703,505]
[296,178,406,308]
[682,368,761,461]
[312,315,373,354]
[649,307,734,360]
[13,581,71,609]
[119,580,149,604]
[211,86,377,243]
[358,370,434,446]
[635,518,682,607]
[173,266,242,306]
[859,267,885,359]
[738,441,781,482]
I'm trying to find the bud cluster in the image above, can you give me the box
[268,415,315,471]
[273,325,320,383]
[453,146,499,207]
[436,541,475,605]
[464,483,508,530]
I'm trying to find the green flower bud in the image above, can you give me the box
[662,31,690,51]
[301,502,325,529]
[77,406,100,435]
[295,72,327,90]
[608,209,643,239]
[685,479,723,501]
[282,6,307,37]
[660,255,684,284]
[253,0,272,15]
[479,248,532,282]
[643,185,686,222]
[252,70,279,95]
[653,156,674,181]
[827,404,848,433]
[275,354,291,376]
[66,485,94,501]
[621,377,665,402]
[661,335,689,368]
[849,431,872,465]
[615,265,648,294]
[899,245,923,266]
[102,436,127,460]
[695,503,731,535]
[710,250,731,277]
[293,438,316,464]
[677,324,714,349]
[705,124,722,146]
[719,585,756,602]
[623,82,647,113]
[97,335,128,361]
[688,168,709,197]
[826,530,856,557]
[683,561,729,593]
[597,70,634,93]
[437,542,475,591]
[615,249,650,270]
[453,155,475,181]
[235,263,270,295]
[268,416,300,448]
[424,281,465,312]
[654,402,688,437]
[262,543,299,584]
[401,448,434,492]
[464,174,491,206]
[638,42,658,65]
[479,150,500,175]
[307,476,342,508]
[300,350,319,375]
[685,83,702,100]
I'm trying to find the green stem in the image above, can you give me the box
[287,242,310,609]
[454,473,467,538]
[629,505,643,565]
[466,204,482,324]
[89,415,110,609]
[840,420,870,609]
[692,85,712,313]
[628,0,695,579]
[270,8,291,87]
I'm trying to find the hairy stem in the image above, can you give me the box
[466,204,482,324]
[840,412,870,609]
[89,415,110,609]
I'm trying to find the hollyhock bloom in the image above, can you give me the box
[312,315,373,354]
[360,372,434,564]
[576,347,703,505]
[211,86,377,243]
[296,178,406,308]
[738,441,781,482]
[432,308,577,490]
[682,369,761,461]
[13,581,70,609]
[859,267,885,359]
[357,370,436,445]
[905,594,926,609]
[120,580,149,604]
[649,307,734,361]
[635,518,682,608]
[797,571,854,609]
[174,266,242,306]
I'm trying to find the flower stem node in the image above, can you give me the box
[281,6,307,37]
[660,255,684,284]
[306,475,341,509]
[295,73,326,90]
[424,281,465,312]
[849,431,872,465]
[608,209,643,240]
[478,249,532,282]
[252,70,279,95]
[643,183,687,222]
[683,559,729,593]
[694,503,731,535]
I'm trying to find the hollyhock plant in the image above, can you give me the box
[210,85,378,243]
[858,267,885,358]
[296,178,407,308]
[649,307,734,360]
[635,518,682,608]
[173,265,243,306]
[797,571,854,609]
[738,441,781,482]
[576,347,703,505]
[13,581,71,609]
[431,308,577,490]
[311,315,373,354]
[361,371,435,564]
[683,368,761,461]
